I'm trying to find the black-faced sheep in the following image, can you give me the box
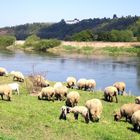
[135,96,140,104]
[113,82,126,95]
[0,84,12,101]
[59,106,89,123]
[85,99,103,122]
[65,91,80,107]
[85,79,96,91]
[114,103,140,122]
[54,86,68,101]
[0,67,8,76]
[66,76,77,89]
[104,86,118,103]
[11,71,24,82]
[77,78,87,90]
[38,86,55,101]
[131,110,140,131]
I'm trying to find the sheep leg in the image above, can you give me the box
[85,113,89,123]
[1,94,3,100]
[133,124,138,131]
[74,113,79,120]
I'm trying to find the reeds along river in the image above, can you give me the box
[0,50,140,96]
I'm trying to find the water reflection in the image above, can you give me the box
[0,51,140,95]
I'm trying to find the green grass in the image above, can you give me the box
[0,76,139,140]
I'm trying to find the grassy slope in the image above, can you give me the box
[0,76,139,140]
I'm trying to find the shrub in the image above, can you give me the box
[33,39,61,51]
[0,35,16,48]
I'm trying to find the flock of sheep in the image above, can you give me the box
[0,66,140,132]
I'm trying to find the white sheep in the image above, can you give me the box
[135,96,140,104]
[54,82,63,89]
[38,86,55,101]
[11,71,24,82]
[131,110,140,131]
[8,83,20,95]
[77,78,87,90]
[54,86,68,101]
[104,86,118,103]
[65,91,80,107]
[0,84,12,101]
[0,67,8,76]
[85,79,96,91]
[85,99,103,122]
[59,106,89,123]
[66,76,77,89]
[113,81,126,95]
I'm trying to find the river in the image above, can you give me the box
[0,50,140,95]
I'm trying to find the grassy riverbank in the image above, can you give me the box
[0,76,139,140]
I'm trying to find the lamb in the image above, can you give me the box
[65,91,80,107]
[113,82,126,95]
[11,71,24,82]
[66,76,77,88]
[0,67,8,76]
[77,78,87,90]
[135,96,140,104]
[85,79,96,91]
[59,106,89,123]
[54,82,63,89]
[131,110,140,131]
[38,86,55,101]
[85,99,103,122]
[54,86,68,101]
[104,86,118,103]
[114,103,140,122]
[8,83,20,95]
[0,84,12,101]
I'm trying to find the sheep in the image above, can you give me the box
[85,79,96,91]
[66,76,76,89]
[38,86,55,101]
[104,86,118,103]
[11,71,24,82]
[85,99,103,122]
[131,110,140,131]
[59,106,89,123]
[77,78,87,90]
[113,82,126,95]
[135,96,140,104]
[114,103,140,122]
[8,83,20,95]
[65,91,80,107]
[54,82,63,89]
[0,84,12,101]
[54,86,68,101]
[0,67,8,76]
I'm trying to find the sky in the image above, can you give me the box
[0,0,140,27]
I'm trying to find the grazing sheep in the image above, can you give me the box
[114,103,140,122]
[59,106,89,123]
[104,86,118,103]
[135,96,140,104]
[131,110,140,131]
[85,79,96,91]
[0,67,8,76]
[54,82,63,89]
[77,78,87,90]
[38,86,55,101]
[65,91,80,107]
[11,71,24,82]
[113,82,126,95]
[0,84,12,101]
[8,83,20,95]
[55,86,68,101]
[85,99,103,122]
[66,76,77,88]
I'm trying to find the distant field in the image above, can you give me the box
[0,76,139,140]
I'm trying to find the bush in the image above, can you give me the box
[0,35,16,48]
[33,39,61,51]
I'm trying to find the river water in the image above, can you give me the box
[0,50,140,95]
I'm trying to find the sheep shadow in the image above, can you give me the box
[127,127,140,134]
